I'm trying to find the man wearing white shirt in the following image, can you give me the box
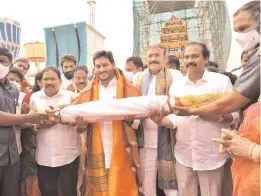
[151,42,239,196]
[135,44,183,196]
[30,67,79,196]
[71,50,142,196]
[67,65,88,94]
[60,54,77,89]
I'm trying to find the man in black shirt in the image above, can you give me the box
[0,48,42,196]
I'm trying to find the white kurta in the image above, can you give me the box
[169,70,239,170]
[30,89,79,167]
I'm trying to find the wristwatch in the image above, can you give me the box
[218,116,225,122]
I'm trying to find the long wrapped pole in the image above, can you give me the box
[60,96,168,123]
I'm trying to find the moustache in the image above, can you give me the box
[149,61,159,65]
[45,84,55,88]
[186,62,197,67]
[98,72,108,75]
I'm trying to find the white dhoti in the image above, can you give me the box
[60,96,170,123]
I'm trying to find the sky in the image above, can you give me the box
[0,0,250,74]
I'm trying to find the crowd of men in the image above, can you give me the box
[0,1,260,196]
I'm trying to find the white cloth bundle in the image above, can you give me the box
[60,96,169,123]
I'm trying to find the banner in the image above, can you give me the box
[161,25,187,34]
[161,41,188,49]
[165,21,182,27]
[160,33,188,43]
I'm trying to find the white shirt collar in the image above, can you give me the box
[185,69,210,84]
[39,88,67,98]
[99,77,117,88]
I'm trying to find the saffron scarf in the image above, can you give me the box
[74,69,140,196]
[136,68,178,189]
[232,102,260,196]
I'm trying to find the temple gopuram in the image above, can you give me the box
[160,12,188,74]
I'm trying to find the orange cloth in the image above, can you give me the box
[232,103,260,196]
[73,69,141,196]
[20,79,32,104]
[20,176,41,196]
[23,91,32,105]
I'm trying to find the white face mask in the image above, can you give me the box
[235,29,260,51]
[124,71,134,83]
[11,81,21,90]
[0,63,10,79]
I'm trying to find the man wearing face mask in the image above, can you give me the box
[69,50,143,196]
[60,54,77,89]
[7,68,25,155]
[125,56,144,84]
[0,47,22,196]
[7,67,24,89]
[149,42,239,196]
[175,0,260,118]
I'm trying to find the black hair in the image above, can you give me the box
[168,56,180,70]
[93,50,115,65]
[148,44,166,56]
[32,71,43,93]
[221,72,238,85]
[13,57,30,70]
[60,54,77,68]
[41,67,61,79]
[8,67,24,82]
[241,51,247,60]
[207,61,219,68]
[126,56,144,70]
[185,42,210,60]
[234,1,260,33]
[0,47,12,62]
[72,65,88,77]
[207,66,219,73]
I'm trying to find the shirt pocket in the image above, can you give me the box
[0,96,6,111]
[0,95,16,114]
